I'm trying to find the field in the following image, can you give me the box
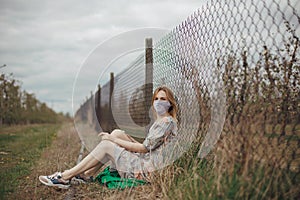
[0,123,299,200]
[0,124,60,199]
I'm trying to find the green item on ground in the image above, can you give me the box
[95,166,147,189]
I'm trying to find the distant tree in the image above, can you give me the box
[0,73,59,125]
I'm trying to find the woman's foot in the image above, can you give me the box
[39,172,70,189]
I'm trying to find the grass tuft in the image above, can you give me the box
[0,124,60,199]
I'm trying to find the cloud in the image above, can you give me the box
[0,0,205,114]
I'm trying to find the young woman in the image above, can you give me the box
[39,86,178,189]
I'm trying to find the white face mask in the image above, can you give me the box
[153,100,171,116]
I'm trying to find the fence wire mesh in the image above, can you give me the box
[75,0,299,193]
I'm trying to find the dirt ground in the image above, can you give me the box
[8,123,161,200]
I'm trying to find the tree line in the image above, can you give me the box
[0,73,59,125]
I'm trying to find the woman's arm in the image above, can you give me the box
[99,132,148,153]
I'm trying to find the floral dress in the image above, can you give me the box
[113,116,177,180]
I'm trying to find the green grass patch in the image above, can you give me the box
[167,142,299,200]
[168,159,300,200]
[168,161,300,199]
[0,124,60,199]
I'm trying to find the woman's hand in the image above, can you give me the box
[98,132,113,142]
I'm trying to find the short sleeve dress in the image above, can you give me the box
[113,116,177,180]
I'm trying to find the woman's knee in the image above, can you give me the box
[91,140,115,163]
[99,140,114,148]
[110,129,125,137]
[94,140,114,151]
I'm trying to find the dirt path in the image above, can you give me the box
[7,123,80,200]
[9,123,160,200]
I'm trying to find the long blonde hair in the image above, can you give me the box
[152,86,178,121]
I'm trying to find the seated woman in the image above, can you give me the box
[39,86,178,189]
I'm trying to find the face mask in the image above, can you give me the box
[153,100,171,116]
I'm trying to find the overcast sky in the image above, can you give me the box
[0,0,205,115]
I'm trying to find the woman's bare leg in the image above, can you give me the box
[111,129,140,143]
[61,140,115,180]
[82,163,103,177]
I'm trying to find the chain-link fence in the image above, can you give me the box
[75,0,299,195]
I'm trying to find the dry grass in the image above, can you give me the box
[163,130,300,200]
[213,133,299,198]
[7,122,299,199]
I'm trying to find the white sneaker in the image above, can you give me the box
[39,172,70,189]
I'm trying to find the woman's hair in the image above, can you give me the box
[152,86,178,121]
